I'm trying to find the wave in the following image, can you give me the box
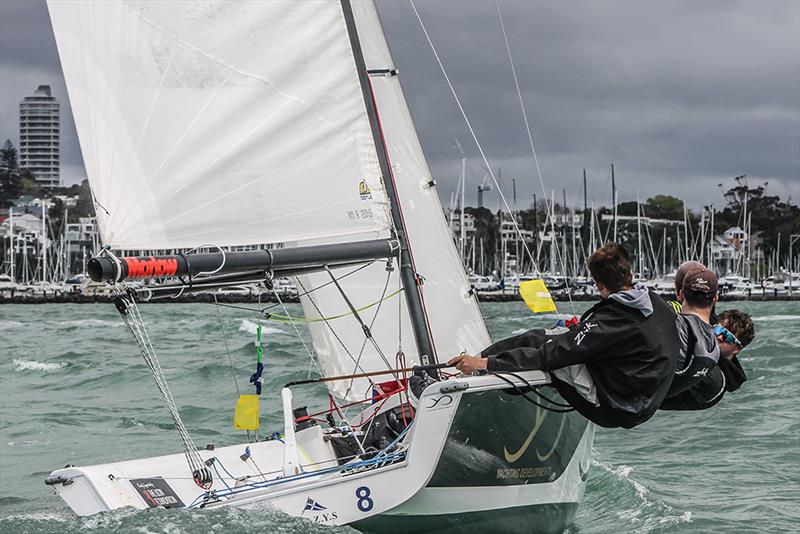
[752,315,800,322]
[0,319,25,328]
[591,458,693,531]
[0,505,347,534]
[57,319,122,328]
[238,319,285,337]
[13,358,67,372]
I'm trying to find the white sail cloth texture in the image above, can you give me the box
[48,1,391,249]
[297,2,491,400]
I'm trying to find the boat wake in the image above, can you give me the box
[589,458,693,532]
[0,495,351,534]
[13,358,67,372]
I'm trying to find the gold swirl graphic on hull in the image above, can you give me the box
[504,405,567,463]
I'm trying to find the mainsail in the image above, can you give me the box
[48,0,391,249]
[50,0,490,401]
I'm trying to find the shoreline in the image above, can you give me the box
[1,291,797,305]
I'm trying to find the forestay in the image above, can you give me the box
[296,2,490,400]
[48,0,391,249]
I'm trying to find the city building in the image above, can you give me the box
[19,85,60,188]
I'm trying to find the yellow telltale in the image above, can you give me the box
[519,279,557,313]
[233,395,260,430]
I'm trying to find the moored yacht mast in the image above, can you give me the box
[340,0,436,367]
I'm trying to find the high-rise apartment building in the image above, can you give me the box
[19,85,60,188]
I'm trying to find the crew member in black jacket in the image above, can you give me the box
[661,309,753,410]
[450,242,679,429]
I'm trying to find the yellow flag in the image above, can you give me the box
[233,395,260,430]
[519,279,557,313]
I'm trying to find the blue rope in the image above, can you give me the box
[188,449,407,508]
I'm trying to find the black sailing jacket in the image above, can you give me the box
[483,291,679,429]
[660,355,747,411]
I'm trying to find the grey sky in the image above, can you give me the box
[1,0,798,212]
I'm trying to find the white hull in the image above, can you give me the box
[48,372,593,531]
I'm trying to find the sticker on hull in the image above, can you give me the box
[428,388,588,486]
[130,478,185,508]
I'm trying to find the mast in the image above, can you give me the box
[582,169,588,256]
[611,163,617,243]
[636,193,642,277]
[41,198,47,283]
[340,0,436,366]
[709,206,715,273]
[8,209,13,283]
[460,157,466,263]
[562,189,568,277]
[533,193,539,269]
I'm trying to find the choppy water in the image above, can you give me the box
[1,301,798,533]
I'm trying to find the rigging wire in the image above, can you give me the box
[323,265,396,375]
[410,0,576,316]
[200,261,380,316]
[213,293,240,396]
[271,281,324,379]
[344,260,397,399]
[114,292,212,489]
[495,1,576,314]
[292,276,374,383]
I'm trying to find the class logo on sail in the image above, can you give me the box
[358,179,372,200]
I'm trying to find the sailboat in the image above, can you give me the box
[45,1,594,531]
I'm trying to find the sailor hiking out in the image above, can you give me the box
[451,242,679,429]
[665,267,722,398]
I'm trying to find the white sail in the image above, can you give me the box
[297,2,491,400]
[48,0,391,249]
[50,0,490,401]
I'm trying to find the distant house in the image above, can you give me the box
[723,226,747,252]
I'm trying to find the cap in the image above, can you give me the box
[682,268,718,295]
[675,260,706,293]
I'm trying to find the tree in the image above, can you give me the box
[0,139,22,208]
[70,179,96,221]
[644,195,684,221]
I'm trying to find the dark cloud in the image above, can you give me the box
[1,0,797,210]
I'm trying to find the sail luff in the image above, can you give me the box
[352,1,492,359]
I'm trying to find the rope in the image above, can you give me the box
[489,371,575,413]
[266,288,403,324]
[114,293,212,489]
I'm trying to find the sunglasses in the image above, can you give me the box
[713,325,743,348]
